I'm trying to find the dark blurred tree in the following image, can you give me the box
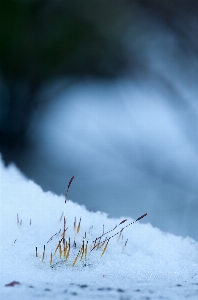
[0,0,198,162]
[0,0,128,155]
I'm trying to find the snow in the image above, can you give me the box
[0,154,198,299]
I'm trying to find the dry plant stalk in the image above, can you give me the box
[76,218,81,234]
[34,176,147,267]
[65,176,74,199]
[91,213,147,253]
[42,245,45,262]
[100,240,109,258]
[50,252,53,265]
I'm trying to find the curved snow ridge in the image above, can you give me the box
[0,155,198,299]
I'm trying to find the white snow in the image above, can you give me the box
[0,154,198,299]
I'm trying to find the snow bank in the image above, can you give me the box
[0,155,197,299]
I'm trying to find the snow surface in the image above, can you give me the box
[0,155,198,299]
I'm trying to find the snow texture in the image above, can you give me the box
[0,155,198,299]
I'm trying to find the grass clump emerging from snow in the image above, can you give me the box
[31,176,147,268]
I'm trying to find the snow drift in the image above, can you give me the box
[0,155,197,299]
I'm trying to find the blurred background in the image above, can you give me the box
[1,0,198,240]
